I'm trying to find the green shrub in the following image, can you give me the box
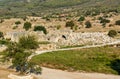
[78,16,85,22]
[15,21,21,25]
[34,26,47,34]
[108,30,117,37]
[18,35,39,49]
[66,21,75,29]
[23,22,32,31]
[85,21,92,28]
[98,17,110,27]
[98,17,103,20]
[12,51,31,72]
[115,20,120,25]
[0,39,9,45]
[98,17,110,24]
[100,18,110,24]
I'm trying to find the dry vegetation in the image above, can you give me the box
[0,12,120,34]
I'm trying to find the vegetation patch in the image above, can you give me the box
[85,21,92,28]
[78,16,85,22]
[108,30,117,37]
[23,22,32,31]
[60,45,84,48]
[39,41,50,44]
[115,20,120,25]
[65,21,75,29]
[34,26,47,34]
[31,46,120,75]
[1,35,41,74]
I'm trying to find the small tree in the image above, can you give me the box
[34,26,47,34]
[115,20,120,25]
[85,21,92,28]
[3,35,40,74]
[78,16,85,22]
[108,30,117,37]
[12,51,31,73]
[23,22,31,31]
[66,21,75,29]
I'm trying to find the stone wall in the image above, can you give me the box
[4,30,115,47]
[44,30,115,46]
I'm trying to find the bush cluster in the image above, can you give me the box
[108,30,117,37]
[85,21,92,28]
[115,20,120,25]
[23,22,32,31]
[15,21,21,25]
[78,16,85,22]
[34,26,47,34]
[66,21,75,29]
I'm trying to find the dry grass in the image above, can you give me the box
[0,13,120,33]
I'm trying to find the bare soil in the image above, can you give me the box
[40,67,120,79]
[0,67,120,79]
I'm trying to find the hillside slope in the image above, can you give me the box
[0,0,120,18]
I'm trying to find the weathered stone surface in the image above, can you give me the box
[4,30,115,47]
[44,30,115,46]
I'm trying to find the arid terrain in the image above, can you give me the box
[0,0,120,79]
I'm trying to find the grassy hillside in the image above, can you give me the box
[40,0,89,7]
[31,47,120,75]
[0,0,120,18]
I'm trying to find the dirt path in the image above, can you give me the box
[29,40,120,79]
[0,67,120,79]
[29,40,120,60]
[40,67,120,79]
[1,41,120,79]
